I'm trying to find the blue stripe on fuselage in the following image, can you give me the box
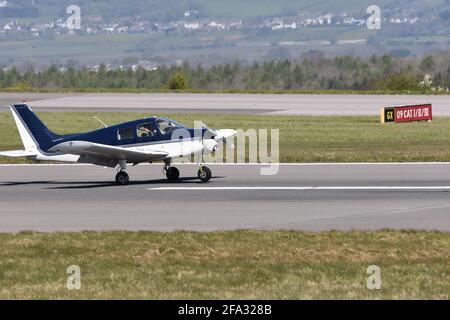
[12,105,207,153]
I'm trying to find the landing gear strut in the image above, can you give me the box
[164,160,180,182]
[115,160,129,185]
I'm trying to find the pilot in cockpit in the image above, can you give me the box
[138,124,154,137]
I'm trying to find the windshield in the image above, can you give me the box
[156,117,185,134]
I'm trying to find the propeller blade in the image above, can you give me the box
[201,122,218,138]
[202,123,236,149]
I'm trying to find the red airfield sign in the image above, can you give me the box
[381,104,432,123]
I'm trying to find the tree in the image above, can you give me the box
[380,73,421,91]
[419,56,435,72]
[168,72,188,90]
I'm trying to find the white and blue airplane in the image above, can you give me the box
[0,104,237,185]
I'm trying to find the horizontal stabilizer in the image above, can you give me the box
[0,150,37,158]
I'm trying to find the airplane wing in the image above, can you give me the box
[49,141,168,163]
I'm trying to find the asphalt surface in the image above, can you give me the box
[1,92,449,115]
[0,163,449,232]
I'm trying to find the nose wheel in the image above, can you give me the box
[198,166,212,183]
[115,171,129,185]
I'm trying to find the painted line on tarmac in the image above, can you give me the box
[148,186,450,191]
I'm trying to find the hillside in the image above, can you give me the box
[3,0,448,21]
[0,0,447,67]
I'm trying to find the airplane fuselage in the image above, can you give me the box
[1,104,236,184]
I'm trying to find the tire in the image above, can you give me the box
[166,167,180,182]
[197,166,212,183]
[115,171,129,185]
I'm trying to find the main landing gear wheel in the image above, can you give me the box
[198,166,212,183]
[115,171,129,185]
[166,167,180,182]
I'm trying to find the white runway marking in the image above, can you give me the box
[148,186,450,191]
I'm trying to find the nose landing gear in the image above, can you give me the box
[197,165,212,183]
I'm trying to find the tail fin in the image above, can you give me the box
[10,104,61,153]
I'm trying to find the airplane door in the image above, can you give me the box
[180,135,184,157]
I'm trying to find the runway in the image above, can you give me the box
[1,92,449,115]
[0,163,449,232]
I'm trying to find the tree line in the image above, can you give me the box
[0,54,449,92]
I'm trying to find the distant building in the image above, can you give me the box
[138,60,159,71]
[184,21,200,30]
[184,10,198,18]
[271,19,297,31]
[4,21,21,32]
[208,21,225,30]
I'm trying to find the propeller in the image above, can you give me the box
[201,122,236,149]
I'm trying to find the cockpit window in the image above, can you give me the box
[137,123,156,138]
[156,118,184,135]
[117,126,135,141]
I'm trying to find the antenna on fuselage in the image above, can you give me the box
[93,115,108,128]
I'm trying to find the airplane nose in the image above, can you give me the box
[215,129,237,139]
[204,139,218,153]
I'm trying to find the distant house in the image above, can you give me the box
[208,21,225,30]
[4,21,20,32]
[30,26,39,36]
[130,20,150,33]
[138,60,159,71]
[284,22,297,29]
[228,19,243,29]
[184,21,200,30]
[184,10,198,18]
[343,17,365,26]
[270,19,284,30]
[322,14,333,25]
[271,19,297,31]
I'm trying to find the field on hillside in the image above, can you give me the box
[1,112,450,163]
[0,28,373,65]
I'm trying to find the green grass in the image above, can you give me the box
[1,112,450,164]
[0,230,448,299]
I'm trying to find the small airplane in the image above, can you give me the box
[0,104,237,185]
